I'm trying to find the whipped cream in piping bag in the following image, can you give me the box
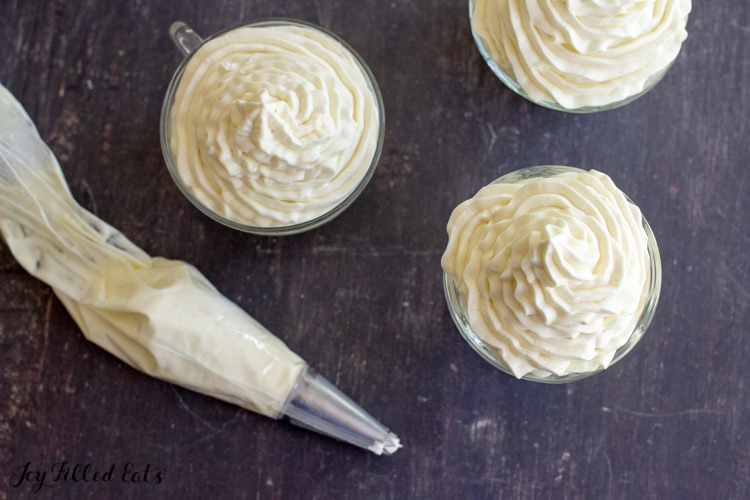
[470,0,692,110]
[168,22,382,228]
[441,167,655,379]
[0,83,399,454]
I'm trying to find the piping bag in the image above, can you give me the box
[0,83,401,455]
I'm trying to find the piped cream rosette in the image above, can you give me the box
[470,0,692,110]
[442,167,658,379]
[168,21,382,230]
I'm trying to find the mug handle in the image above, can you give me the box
[169,22,203,57]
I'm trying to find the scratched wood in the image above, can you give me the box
[1,1,749,498]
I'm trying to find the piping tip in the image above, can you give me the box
[281,365,402,455]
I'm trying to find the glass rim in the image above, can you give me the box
[443,165,663,383]
[159,17,386,236]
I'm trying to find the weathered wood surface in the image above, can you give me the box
[1,1,748,498]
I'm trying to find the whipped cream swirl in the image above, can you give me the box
[169,23,381,227]
[471,0,692,110]
[442,168,652,378]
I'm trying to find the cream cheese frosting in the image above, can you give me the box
[470,0,692,110]
[0,83,305,418]
[168,22,381,228]
[442,168,653,379]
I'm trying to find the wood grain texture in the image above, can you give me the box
[1,1,749,498]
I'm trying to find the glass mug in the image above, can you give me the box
[160,20,385,235]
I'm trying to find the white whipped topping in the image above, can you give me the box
[471,0,692,110]
[441,168,651,378]
[169,23,381,227]
[0,84,305,418]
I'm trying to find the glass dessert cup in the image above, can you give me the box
[467,0,674,113]
[443,166,662,383]
[160,19,385,236]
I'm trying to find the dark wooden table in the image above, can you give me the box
[1,1,748,498]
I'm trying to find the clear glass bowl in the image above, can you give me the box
[443,165,662,383]
[468,0,675,113]
[160,18,385,236]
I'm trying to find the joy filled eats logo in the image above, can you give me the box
[8,461,166,492]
